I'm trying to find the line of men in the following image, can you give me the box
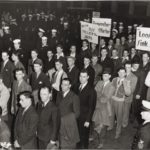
[0,9,150,149]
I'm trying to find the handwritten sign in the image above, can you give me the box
[80,21,98,44]
[136,27,150,51]
[92,18,111,37]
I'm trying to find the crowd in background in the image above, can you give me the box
[0,7,150,149]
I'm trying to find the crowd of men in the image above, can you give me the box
[0,8,150,149]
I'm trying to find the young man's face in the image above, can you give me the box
[102,74,111,82]
[2,52,9,61]
[132,63,139,71]
[79,72,89,84]
[16,71,24,81]
[118,69,126,78]
[40,88,51,103]
[47,51,53,58]
[84,58,90,66]
[34,64,42,72]
[31,51,38,59]
[19,95,30,108]
[142,54,149,62]
[67,58,74,67]
[125,64,132,74]
[55,62,62,71]
[61,80,71,93]
[70,46,76,53]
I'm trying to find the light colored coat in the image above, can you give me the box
[0,84,10,117]
[125,72,138,103]
[92,81,115,128]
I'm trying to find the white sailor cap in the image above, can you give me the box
[133,24,138,27]
[21,14,26,17]
[142,100,150,111]
[64,22,69,25]
[3,26,9,30]
[28,14,33,17]
[39,28,45,33]
[11,19,16,22]
[36,13,40,16]
[51,29,57,33]
[119,22,123,26]
[44,15,49,18]
[128,26,132,29]
[42,36,47,40]
[113,21,117,25]
[119,26,124,29]
[112,29,118,34]
[13,39,21,44]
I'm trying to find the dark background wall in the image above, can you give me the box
[0,1,150,26]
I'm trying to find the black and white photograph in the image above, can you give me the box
[0,0,150,149]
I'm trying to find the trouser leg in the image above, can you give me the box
[116,101,124,136]
[122,102,131,127]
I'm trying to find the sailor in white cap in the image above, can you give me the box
[41,11,45,19]
[119,26,124,33]
[128,25,132,34]
[36,13,40,20]
[113,21,117,29]
[28,14,33,21]
[119,22,123,27]
[63,22,69,30]
[13,39,21,50]
[39,36,49,62]
[21,14,26,18]
[38,28,45,39]
[41,36,48,47]
[51,29,57,37]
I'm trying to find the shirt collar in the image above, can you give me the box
[23,104,31,114]
[69,65,74,72]
[103,80,110,87]
[63,90,70,98]
[143,120,150,125]
[56,52,64,59]
[80,82,88,90]
[43,99,50,107]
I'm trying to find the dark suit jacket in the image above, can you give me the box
[67,66,79,92]
[99,56,114,73]
[56,91,80,118]
[1,60,15,88]
[84,65,95,87]
[43,56,55,73]
[79,48,92,70]
[11,80,32,114]
[37,100,60,142]
[77,84,96,122]
[14,106,39,149]
[30,72,50,91]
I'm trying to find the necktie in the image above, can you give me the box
[79,85,83,92]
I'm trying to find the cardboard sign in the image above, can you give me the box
[136,27,150,51]
[92,18,111,37]
[92,11,100,18]
[80,21,98,44]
